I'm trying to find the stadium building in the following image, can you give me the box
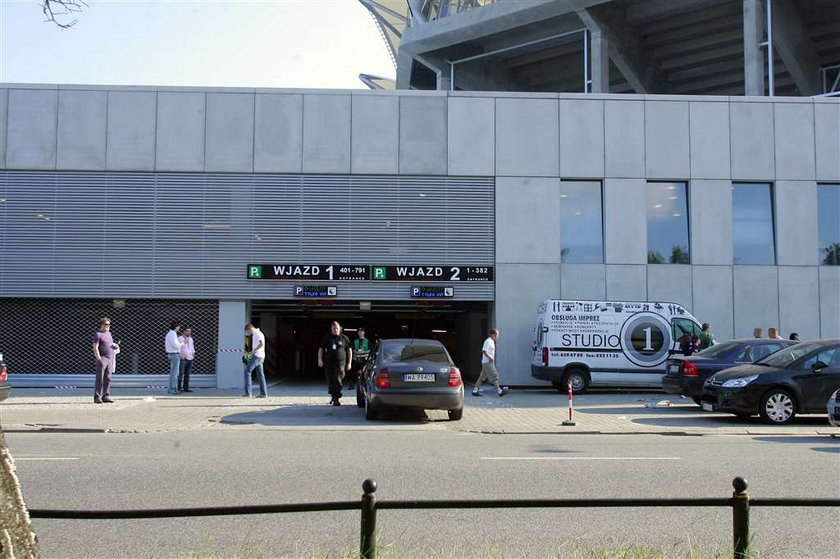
[0,0,838,389]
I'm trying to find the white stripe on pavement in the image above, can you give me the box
[14,457,80,461]
[480,457,680,461]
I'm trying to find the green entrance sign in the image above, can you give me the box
[372,267,387,280]
[248,265,263,279]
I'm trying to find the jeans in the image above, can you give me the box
[325,362,346,400]
[243,356,267,397]
[178,359,193,391]
[167,353,180,394]
[94,356,115,401]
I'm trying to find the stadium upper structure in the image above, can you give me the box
[359,0,840,97]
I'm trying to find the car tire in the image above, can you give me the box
[759,389,797,425]
[561,369,590,394]
[691,396,702,406]
[365,398,379,420]
[356,382,365,408]
[448,408,463,421]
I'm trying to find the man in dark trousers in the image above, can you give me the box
[92,316,120,404]
[318,321,352,406]
[347,327,371,389]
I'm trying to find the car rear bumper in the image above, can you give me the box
[662,376,704,397]
[370,389,463,411]
[0,383,10,402]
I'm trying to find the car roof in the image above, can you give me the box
[726,339,797,343]
[379,338,445,345]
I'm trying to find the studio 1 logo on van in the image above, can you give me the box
[620,312,672,367]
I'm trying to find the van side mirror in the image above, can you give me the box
[812,361,828,373]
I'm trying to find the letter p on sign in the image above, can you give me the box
[248,265,262,279]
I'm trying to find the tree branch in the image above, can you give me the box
[41,0,88,29]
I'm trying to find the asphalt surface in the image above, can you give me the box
[7,430,840,558]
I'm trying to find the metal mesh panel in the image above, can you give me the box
[0,298,218,375]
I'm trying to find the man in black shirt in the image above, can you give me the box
[318,321,353,406]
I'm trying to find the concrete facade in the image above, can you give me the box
[0,84,838,385]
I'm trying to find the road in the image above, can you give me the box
[7,429,839,558]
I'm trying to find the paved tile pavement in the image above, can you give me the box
[0,383,837,436]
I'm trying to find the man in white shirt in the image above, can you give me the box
[472,328,508,398]
[165,321,184,395]
[178,327,196,393]
[244,324,268,398]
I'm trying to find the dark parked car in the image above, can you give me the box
[357,338,464,421]
[702,340,840,424]
[0,353,10,402]
[663,339,795,404]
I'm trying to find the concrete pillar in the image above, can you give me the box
[590,31,611,93]
[216,300,247,389]
[743,0,765,96]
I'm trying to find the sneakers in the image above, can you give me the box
[102,397,114,403]
[256,394,267,399]
[499,387,509,397]
[471,390,483,397]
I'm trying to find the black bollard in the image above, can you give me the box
[360,479,378,559]
[732,477,750,559]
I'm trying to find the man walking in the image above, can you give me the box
[349,327,371,388]
[472,328,508,398]
[178,327,195,393]
[753,328,763,338]
[318,321,352,406]
[244,324,268,398]
[92,316,119,404]
[699,323,715,349]
[165,321,183,395]
[768,327,783,340]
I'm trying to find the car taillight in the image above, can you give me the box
[375,369,390,387]
[542,347,548,366]
[448,367,462,387]
[0,365,6,382]
[682,361,699,377]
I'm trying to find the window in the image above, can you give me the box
[732,183,776,265]
[559,181,603,263]
[818,184,840,266]
[647,182,690,264]
[672,318,701,341]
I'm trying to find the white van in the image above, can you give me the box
[531,300,703,393]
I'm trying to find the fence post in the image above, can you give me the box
[732,476,750,559]
[360,479,378,559]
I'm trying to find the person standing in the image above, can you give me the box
[767,327,783,340]
[92,317,119,404]
[165,321,183,395]
[349,327,371,388]
[472,329,508,398]
[243,324,268,398]
[789,332,800,341]
[698,323,715,349]
[753,328,763,338]
[178,327,195,393]
[318,321,352,406]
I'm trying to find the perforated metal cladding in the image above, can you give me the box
[0,172,495,300]
[0,298,218,375]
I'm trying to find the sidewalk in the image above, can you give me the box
[0,383,837,436]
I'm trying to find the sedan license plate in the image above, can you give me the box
[701,402,714,412]
[403,373,435,382]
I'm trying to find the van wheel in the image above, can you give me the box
[759,389,796,425]
[561,369,589,394]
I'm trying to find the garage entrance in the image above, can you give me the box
[249,300,490,382]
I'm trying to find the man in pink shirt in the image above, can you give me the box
[178,327,195,393]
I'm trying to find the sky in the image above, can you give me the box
[0,0,396,89]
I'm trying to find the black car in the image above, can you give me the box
[357,338,464,421]
[702,340,840,424]
[0,352,10,402]
[662,339,795,405]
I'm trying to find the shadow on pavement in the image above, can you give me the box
[219,403,448,427]
[630,414,831,429]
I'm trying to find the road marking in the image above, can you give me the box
[14,457,80,461]
[480,457,680,461]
